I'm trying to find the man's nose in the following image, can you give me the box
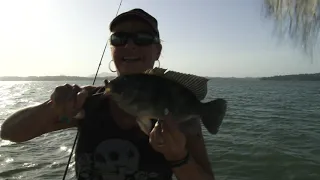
[124,38,137,50]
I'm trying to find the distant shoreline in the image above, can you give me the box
[0,76,243,81]
[0,76,116,81]
[259,73,320,81]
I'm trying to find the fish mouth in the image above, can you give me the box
[122,56,142,63]
[104,85,123,102]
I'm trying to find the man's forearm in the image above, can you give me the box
[172,158,214,180]
[1,100,57,142]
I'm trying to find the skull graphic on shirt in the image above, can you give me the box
[93,139,140,180]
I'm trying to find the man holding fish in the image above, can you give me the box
[1,8,227,180]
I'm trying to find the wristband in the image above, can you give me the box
[168,151,190,168]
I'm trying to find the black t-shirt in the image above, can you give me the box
[74,86,173,180]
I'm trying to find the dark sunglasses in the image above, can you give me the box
[110,32,160,46]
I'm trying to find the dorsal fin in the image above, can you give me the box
[144,67,208,100]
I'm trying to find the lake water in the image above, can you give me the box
[0,79,319,180]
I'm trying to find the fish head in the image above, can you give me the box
[105,74,161,118]
[105,75,143,104]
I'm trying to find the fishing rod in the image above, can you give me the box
[61,0,123,179]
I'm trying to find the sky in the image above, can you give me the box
[0,0,319,78]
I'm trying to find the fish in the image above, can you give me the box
[104,67,227,135]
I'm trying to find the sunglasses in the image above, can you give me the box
[110,32,160,46]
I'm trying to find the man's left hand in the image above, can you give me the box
[149,114,188,161]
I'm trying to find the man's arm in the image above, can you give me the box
[0,100,78,142]
[0,85,101,142]
[172,124,215,180]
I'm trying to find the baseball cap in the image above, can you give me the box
[109,8,160,37]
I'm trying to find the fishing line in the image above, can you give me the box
[61,0,123,179]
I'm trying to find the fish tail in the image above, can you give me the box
[200,98,227,134]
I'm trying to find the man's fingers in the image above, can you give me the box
[68,84,81,100]
[50,84,87,121]
[52,84,73,103]
[162,114,179,134]
[159,120,176,145]
[75,89,88,110]
[149,121,164,146]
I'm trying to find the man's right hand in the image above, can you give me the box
[50,84,88,121]
[0,84,96,142]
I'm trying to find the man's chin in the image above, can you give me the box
[118,65,149,75]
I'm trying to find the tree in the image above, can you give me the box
[262,0,320,60]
